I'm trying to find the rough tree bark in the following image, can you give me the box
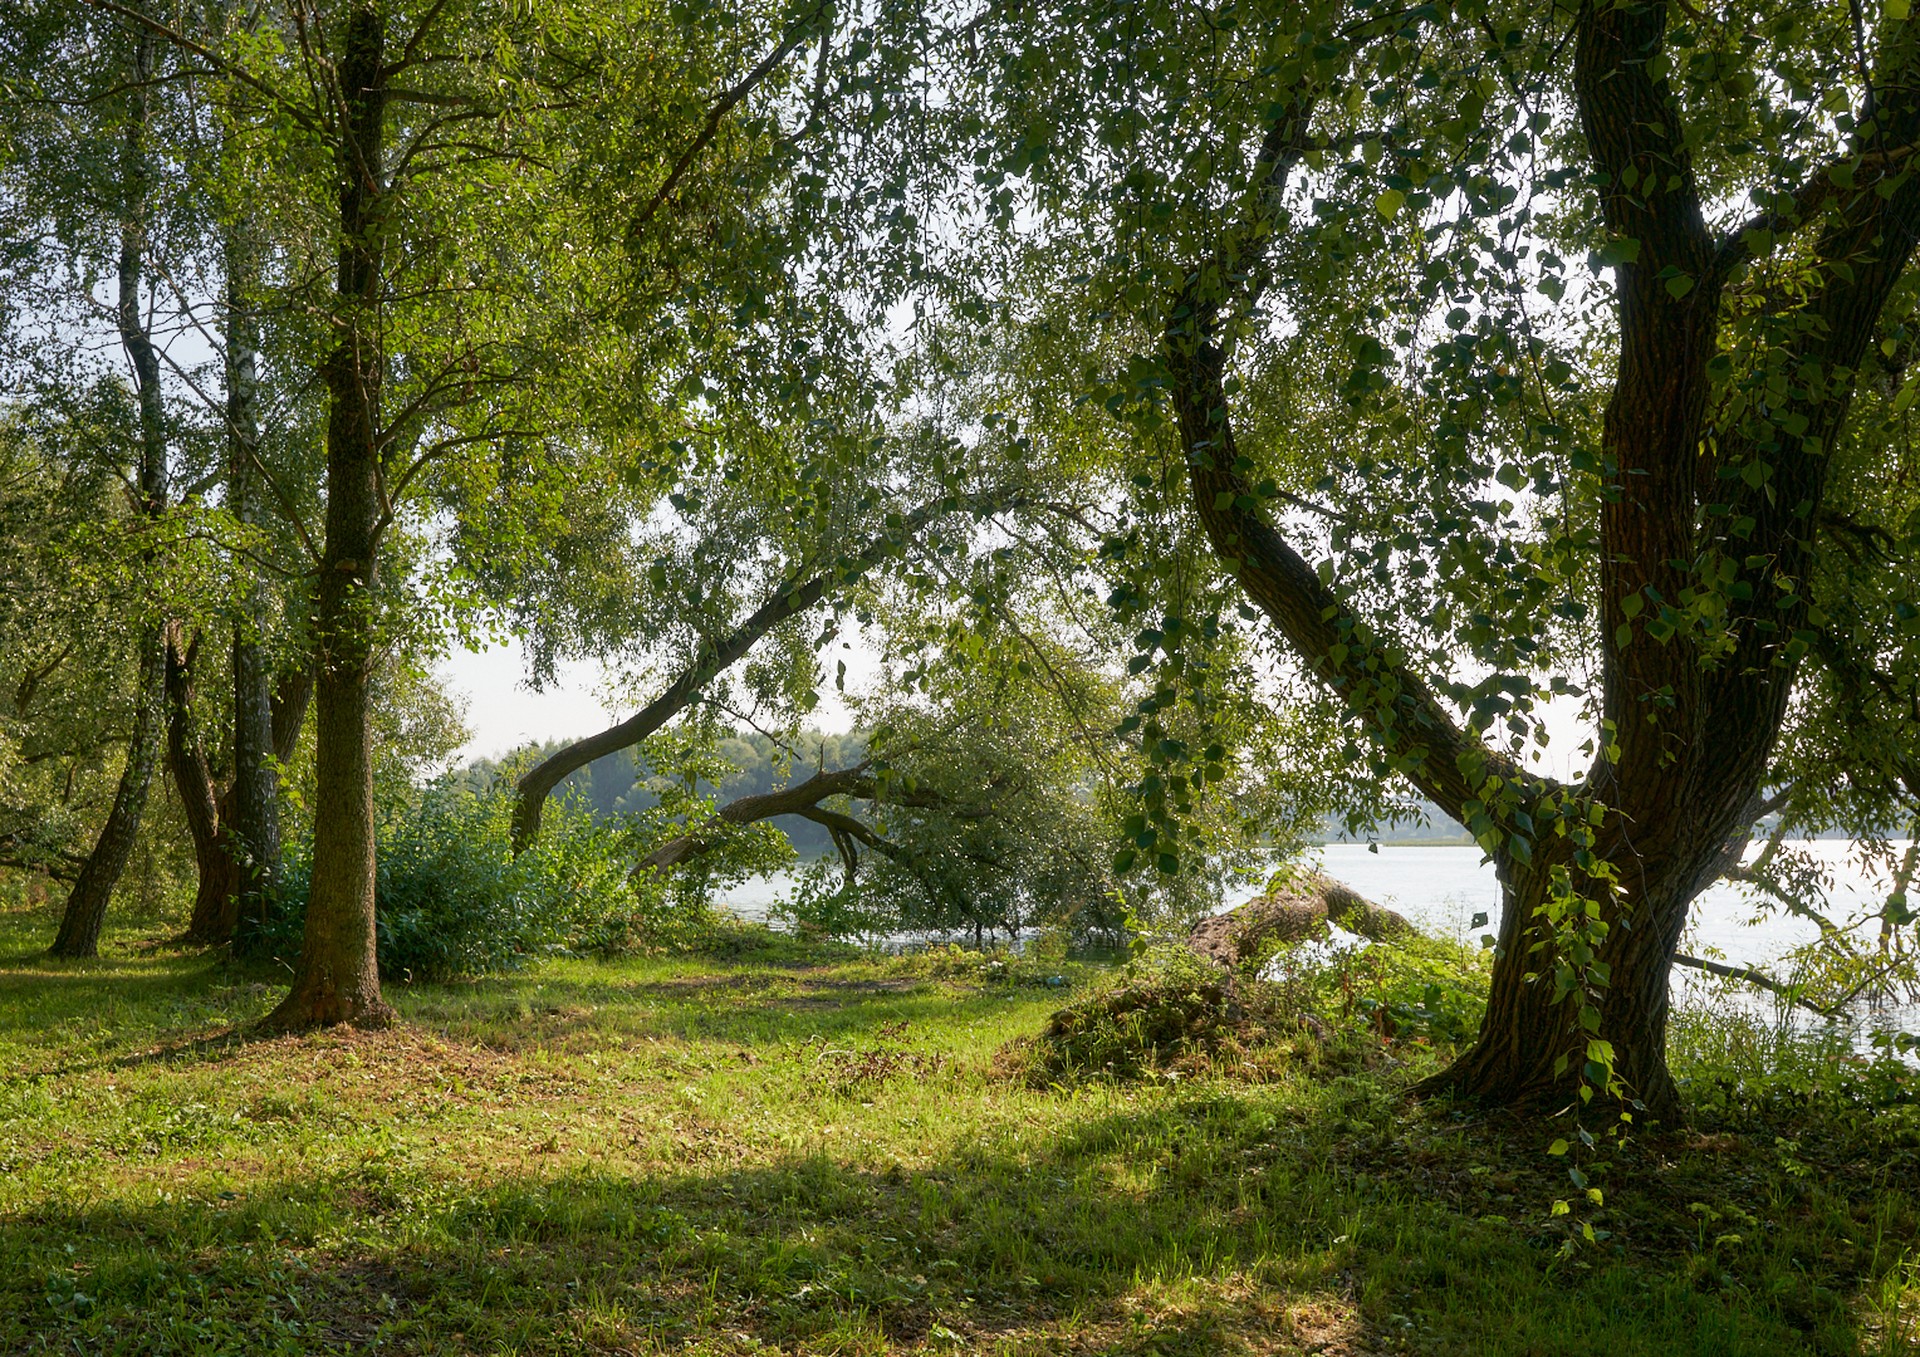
[165,627,239,945]
[50,17,169,960]
[264,0,392,1028]
[1163,5,1920,1118]
[509,490,1014,850]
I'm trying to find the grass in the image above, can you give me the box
[1,897,1917,1356]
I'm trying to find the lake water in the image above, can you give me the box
[716,841,1920,1042]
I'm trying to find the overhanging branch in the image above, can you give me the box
[509,488,1016,848]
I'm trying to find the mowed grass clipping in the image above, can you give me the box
[1,901,1917,1356]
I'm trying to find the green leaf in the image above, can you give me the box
[1375,188,1406,219]
[1547,1138,1569,1156]
[1593,236,1641,268]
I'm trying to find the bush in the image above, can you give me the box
[1002,926,1492,1086]
[999,945,1304,1084]
[270,780,646,981]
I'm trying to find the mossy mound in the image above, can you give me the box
[1188,870,1412,971]
[998,949,1321,1084]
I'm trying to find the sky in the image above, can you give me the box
[437,631,878,765]
[436,641,611,765]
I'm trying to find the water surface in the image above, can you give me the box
[715,841,1920,1040]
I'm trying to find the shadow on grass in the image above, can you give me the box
[399,969,1052,1052]
[2,909,1913,1355]
[1,1092,1905,1356]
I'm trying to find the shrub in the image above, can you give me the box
[1002,926,1492,1086]
[1000,945,1303,1084]
[269,780,644,981]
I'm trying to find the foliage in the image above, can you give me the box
[1672,1006,1920,1154]
[775,606,1307,945]
[0,413,142,876]
[1007,927,1492,1087]
[878,0,1920,1111]
[270,781,642,982]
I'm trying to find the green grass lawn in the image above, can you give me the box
[1,900,1916,1355]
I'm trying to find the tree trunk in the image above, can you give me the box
[229,667,314,955]
[224,216,282,954]
[1420,850,1699,1122]
[50,630,165,958]
[165,627,242,945]
[264,0,391,1030]
[50,17,167,961]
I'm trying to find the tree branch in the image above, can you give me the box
[1714,143,1920,275]
[637,763,875,871]
[1161,94,1529,827]
[626,1,827,244]
[82,0,320,132]
[1672,952,1839,1018]
[509,487,1015,847]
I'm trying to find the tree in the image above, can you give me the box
[4,8,180,960]
[942,0,1920,1116]
[0,403,156,889]
[140,0,854,1025]
[3,0,331,957]
[164,627,311,948]
[507,487,1020,849]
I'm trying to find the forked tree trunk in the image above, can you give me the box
[264,0,391,1030]
[1160,1,1920,1119]
[166,628,242,945]
[174,656,309,952]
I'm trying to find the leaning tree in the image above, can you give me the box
[946,0,1920,1116]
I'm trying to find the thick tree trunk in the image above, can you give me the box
[176,792,240,945]
[264,0,391,1030]
[267,659,386,1025]
[1420,852,1697,1122]
[50,630,165,958]
[50,18,167,961]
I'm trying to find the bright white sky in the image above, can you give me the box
[436,641,610,764]
[437,633,876,765]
